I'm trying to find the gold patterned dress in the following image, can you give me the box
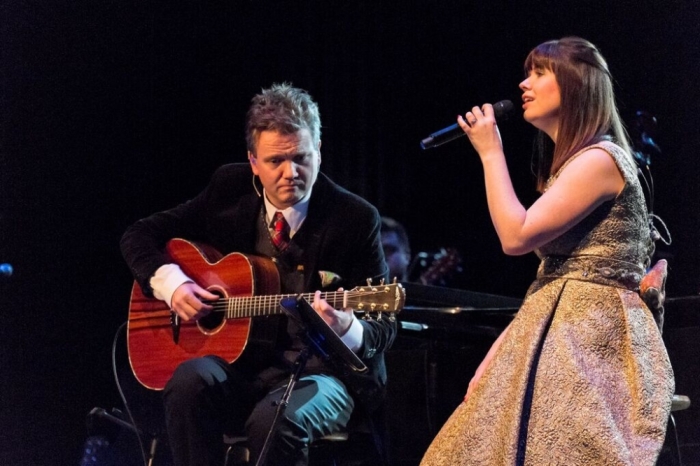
[421,141,675,466]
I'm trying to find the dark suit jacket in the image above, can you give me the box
[121,163,396,408]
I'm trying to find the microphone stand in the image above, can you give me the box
[86,407,159,466]
[255,345,313,466]
[255,295,365,466]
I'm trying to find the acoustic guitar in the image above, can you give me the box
[127,238,406,390]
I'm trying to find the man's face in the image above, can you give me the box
[249,129,321,209]
[382,231,410,281]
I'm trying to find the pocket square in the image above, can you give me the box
[318,270,342,288]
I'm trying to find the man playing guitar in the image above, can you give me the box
[121,83,399,466]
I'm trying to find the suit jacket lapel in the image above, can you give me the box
[297,174,334,290]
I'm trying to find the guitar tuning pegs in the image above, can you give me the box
[388,312,396,322]
[366,278,373,286]
[379,278,385,285]
[376,311,383,321]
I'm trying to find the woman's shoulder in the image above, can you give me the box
[550,141,635,186]
[552,147,625,199]
[583,141,637,180]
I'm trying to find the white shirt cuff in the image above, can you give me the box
[340,315,364,353]
[150,264,193,307]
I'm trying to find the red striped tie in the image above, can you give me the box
[271,211,290,251]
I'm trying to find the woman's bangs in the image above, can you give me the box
[524,43,557,74]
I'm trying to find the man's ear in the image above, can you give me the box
[317,140,322,164]
[248,151,259,175]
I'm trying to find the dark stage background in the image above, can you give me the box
[2,1,699,464]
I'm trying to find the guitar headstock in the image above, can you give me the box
[347,282,406,321]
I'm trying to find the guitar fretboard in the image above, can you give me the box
[210,291,347,319]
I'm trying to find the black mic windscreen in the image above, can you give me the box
[492,100,514,120]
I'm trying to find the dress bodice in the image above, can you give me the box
[535,141,653,281]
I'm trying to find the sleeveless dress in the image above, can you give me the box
[421,141,675,465]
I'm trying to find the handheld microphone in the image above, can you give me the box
[420,100,514,150]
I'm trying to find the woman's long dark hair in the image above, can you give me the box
[525,37,632,192]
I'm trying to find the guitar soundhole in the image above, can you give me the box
[197,287,226,334]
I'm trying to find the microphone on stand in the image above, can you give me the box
[420,100,514,150]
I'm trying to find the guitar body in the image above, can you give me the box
[127,239,281,390]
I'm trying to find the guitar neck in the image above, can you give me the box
[218,291,345,319]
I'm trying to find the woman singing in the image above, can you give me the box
[421,37,674,466]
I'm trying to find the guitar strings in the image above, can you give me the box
[206,290,394,314]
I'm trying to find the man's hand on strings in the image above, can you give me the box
[170,282,218,322]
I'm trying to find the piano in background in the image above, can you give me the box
[384,283,522,465]
[396,282,522,341]
[396,284,700,337]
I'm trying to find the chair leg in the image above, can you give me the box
[668,413,684,466]
[223,437,250,466]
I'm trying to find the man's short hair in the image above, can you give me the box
[245,83,321,154]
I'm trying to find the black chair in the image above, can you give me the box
[223,400,388,466]
[224,428,385,466]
